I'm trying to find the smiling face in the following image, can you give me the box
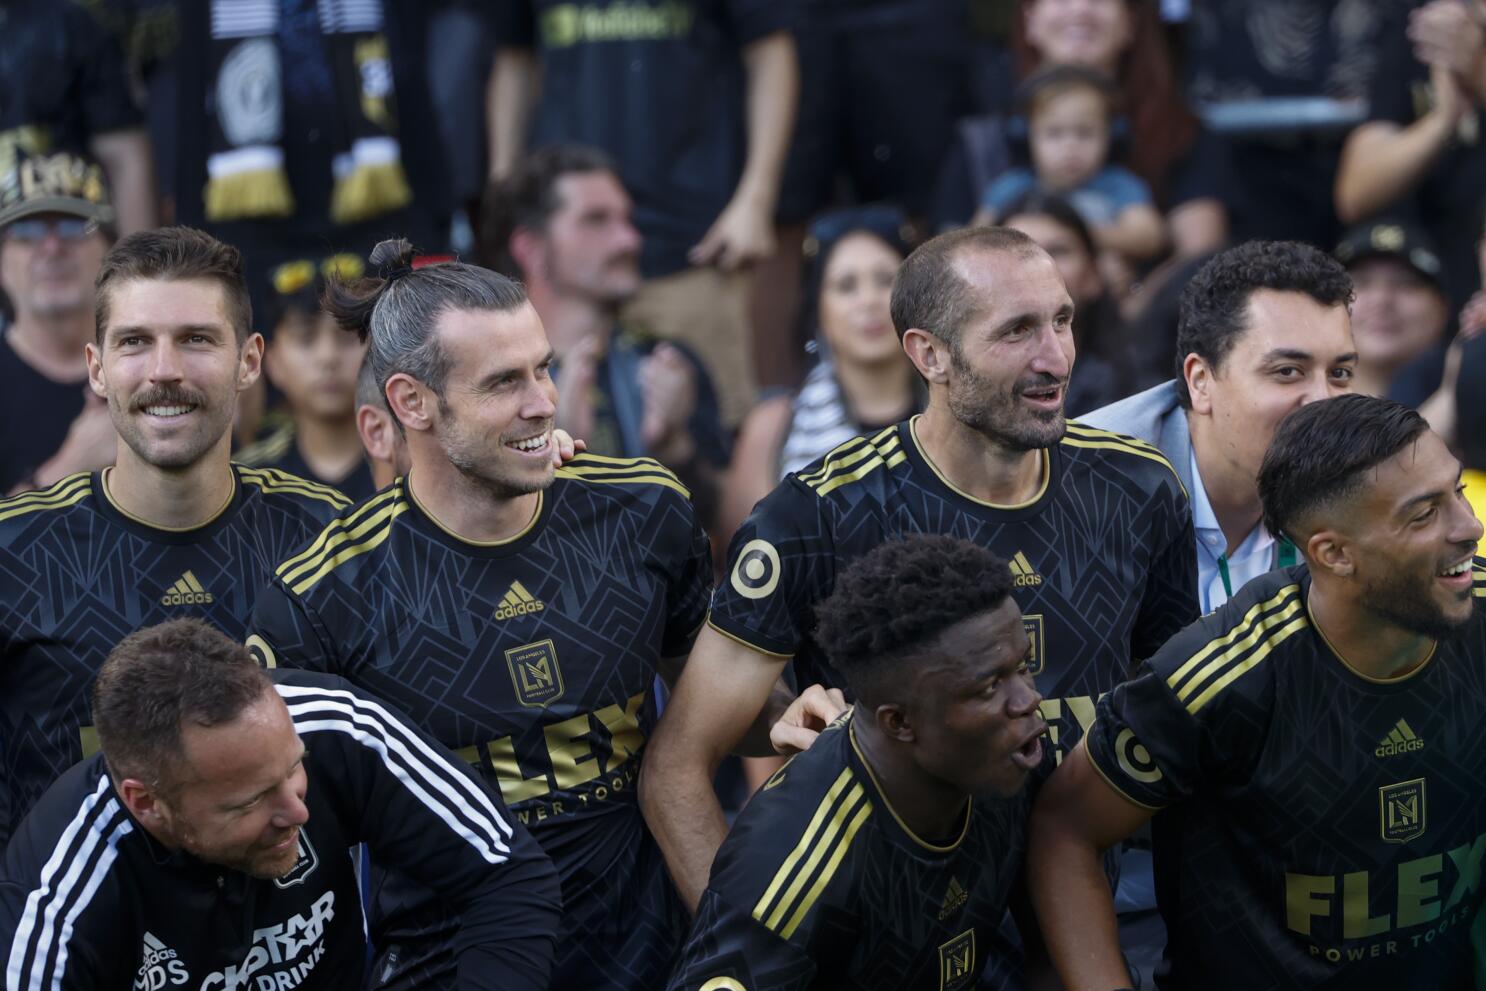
[86,278,262,470]
[904,598,1046,799]
[152,690,310,879]
[944,247,1075,451]
[818,231,904,366]
[423,302,558,498]
[1024,0,1132,71]
[1348,257,1448,377]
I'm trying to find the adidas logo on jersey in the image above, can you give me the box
[160,571,214,607]
[939,876,969,920]
[135,931,189,988]
[1009,552,1043,588]
[495,580,545,621]
[1375,718,1425,757]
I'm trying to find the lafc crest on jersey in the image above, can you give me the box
[1380,778,1426,844]
[506,640,564,708]
[938,930,976,991]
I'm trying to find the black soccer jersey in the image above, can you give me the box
[1085,562,1486,989]
[0,669,560,991]
[0,466,347,849]
[711,418,1197,758]
[247,455,712,990]
[667,711,1035,990]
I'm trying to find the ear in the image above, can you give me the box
[1183,352,1214,416]
[385,372,434,434]
[902,328,950,387]
[356,404,395,463]
[117,777,167,826]
[874,703,915,744]
[237,333,265,392]
[85,341,107,399]
[509,227,544,281]
[1306,528,1354,578]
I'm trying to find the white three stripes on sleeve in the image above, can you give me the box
[274,684,515,862]
[6,774,133,991]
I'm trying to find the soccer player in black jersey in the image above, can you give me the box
[0,619,560,991]
[0,227,355,851]
[1030,394,1486,989]
[668,535,1050,990]
[247,240,715,990]
[643,225,1198,915]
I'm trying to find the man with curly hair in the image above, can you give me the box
[666,534,1050,990]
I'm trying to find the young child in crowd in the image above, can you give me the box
[976,65,1164,265]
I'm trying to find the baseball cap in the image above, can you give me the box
[0,151,115,229]
[1334,221,1444,290]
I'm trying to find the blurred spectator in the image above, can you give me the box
[235,255,375,501]
[720,206,918,547]
[758,0,972,389]
[0,153,118,494]
[976,66,1164,264]
[483,145,729,522]
[1334,221,1450,401]
[121,0,451,310]
[1457,334,1486,519]
[1188,0,1406,249]
[1416,220,1486,447]
[939,0,1226,258]
[487,0,799,428]
[998,191,1129,413]
[0,1,156,236]
[353,353,410,491]
[1336,0,1486,313]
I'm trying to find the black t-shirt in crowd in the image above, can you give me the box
[493,0,793,279]
[0,337,87,493]
[1368,10,1486,311]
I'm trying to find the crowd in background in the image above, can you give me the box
[5,0,1486,539]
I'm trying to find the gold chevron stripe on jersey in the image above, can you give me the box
[238,465,349,507]
[1060,423,1186,496]
[555,454,690,498]
[276,485,404,581]
[797,427,892,486]
[752,768,874,939]
[0,473,92,522]
[1474,563,1485,597]
[803,428,906,497]
[1167,585,1307,714]
[286,500,409,595]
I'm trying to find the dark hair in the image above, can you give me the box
[1000,189,1099,266]
[323,238,528,410]
[1258,394,1428,546]
[1015,0,1197,199]
[479,144,619,277]
[95,226,252,344]
[890,225,1041,350]
[1175,240,1354,407]
[1018,64,1121,121]
[803,204,911,344]
[814,536,1015,706]
[91,618,272,791]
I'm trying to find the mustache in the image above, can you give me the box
[131,386,208,411]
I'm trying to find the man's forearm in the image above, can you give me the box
[1027,822,1130,989]
[89,129,158,235]
[1335,117,1453,222]
[486,48,539,180]
[639,747,730,914]
[735,32,798,212]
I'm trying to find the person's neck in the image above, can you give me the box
[6,311,93,383]
[1188,412,1263,555]
[294,412,364,484]
[1307,579,1435,680]
[915,400,1045,505]
[526,283,614,358]
[406,455,540,544]
[835,356,917,426]
[852,711,968,842]
[105,438,237,530]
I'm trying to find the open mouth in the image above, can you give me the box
[505,430,551,457]
[1437,554,1476,589]
[142,404,197,419]
[1018,384,1063,411]
[1009,722,1048,771]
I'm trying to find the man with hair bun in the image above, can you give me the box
[668,534,1049,989]
[1031,394,1486,989]
[0,618,560,991]
[249,240,717,989]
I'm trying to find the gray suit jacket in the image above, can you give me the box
[1079,379,1195,497]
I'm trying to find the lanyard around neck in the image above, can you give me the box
[1217,536,1297,599]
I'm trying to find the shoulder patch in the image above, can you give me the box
[555,453,690,499]
[797,426,904,498]
[1061,422,1186,497]
[0,472,93,524]
[274,483,408,595]
[237,464,351,509]
[750,766,873,939]
[1165,583,1305,714]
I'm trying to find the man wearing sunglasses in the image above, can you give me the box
[0,152,119,494]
